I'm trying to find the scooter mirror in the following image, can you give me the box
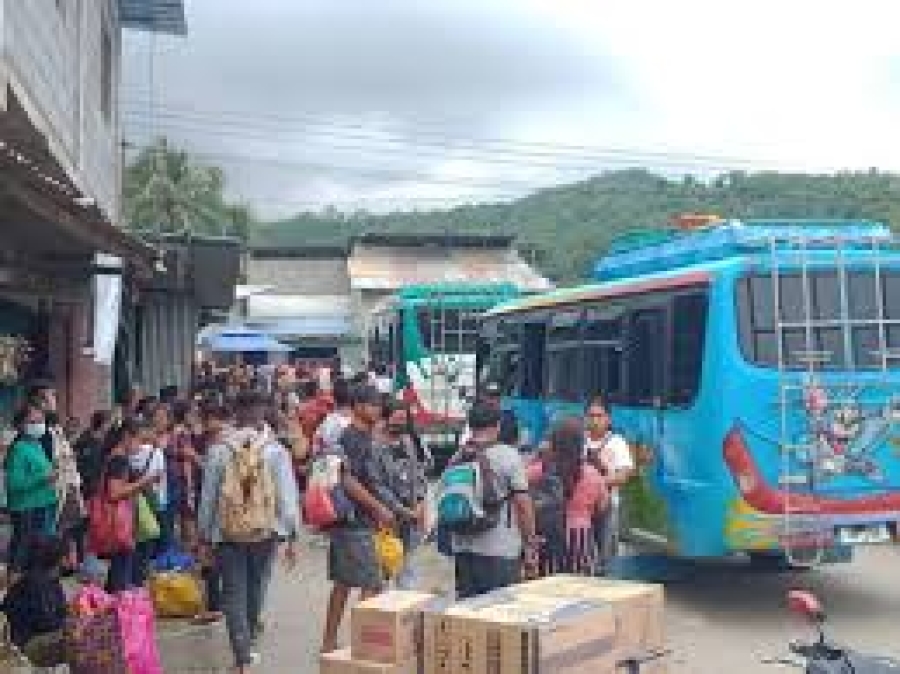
[787,590,825,624]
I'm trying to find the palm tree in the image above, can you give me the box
[123,137,253,238]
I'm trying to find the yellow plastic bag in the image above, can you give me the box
[149,571,204,618]
[375,528,405,579]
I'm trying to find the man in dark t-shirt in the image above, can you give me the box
[321,384,395,654]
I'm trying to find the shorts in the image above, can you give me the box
[328,527,383,591]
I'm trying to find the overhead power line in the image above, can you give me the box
[120,96,784,170]
[123,110,774,175]
[122,139,596,190]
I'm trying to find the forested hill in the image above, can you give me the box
[254,170,900,283]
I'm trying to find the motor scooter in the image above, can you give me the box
[763,590,900,673]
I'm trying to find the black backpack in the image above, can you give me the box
[530,467,568,568]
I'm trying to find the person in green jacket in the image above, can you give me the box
[4,403,58,575]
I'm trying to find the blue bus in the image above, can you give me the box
[481,219,900,565]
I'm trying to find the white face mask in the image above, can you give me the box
[24,423,46,439]
[140,443,154,452]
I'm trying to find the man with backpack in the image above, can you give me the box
[439,400,538,599]
[459,381,521,448]
[197,390,300,674]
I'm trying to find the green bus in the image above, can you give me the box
[366,282,521,446]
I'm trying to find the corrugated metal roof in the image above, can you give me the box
[347,247,551,292]
[119,0,187,35]
[351,232,515,249]
[245,294,352,319]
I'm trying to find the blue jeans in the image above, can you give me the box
[105,541,153,593]
[217,539,277,667]
[396,525,423,590]
[157,505,176,555]
[106,549,138,593]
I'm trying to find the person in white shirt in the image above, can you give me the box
[314,378,353,452]
[584,397,634,572]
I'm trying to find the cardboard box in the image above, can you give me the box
[351,590,438,664]
[514,575,666,663]
[321,648,419,674]
[436,590,619,674]
[423,606,455,674]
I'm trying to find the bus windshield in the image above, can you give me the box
[736,269,900,370]
[417,307,482,354]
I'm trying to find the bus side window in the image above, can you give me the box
[547,311,583,402]
[626,307,666,407]
[584,311,623,402]
[520,321,546,399]
[670,291,709,406]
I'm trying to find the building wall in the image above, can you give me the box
[135,292,198,397]
[246,256,350,296]
[0,0,121,220]
[60,300,113,422]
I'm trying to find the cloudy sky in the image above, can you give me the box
[122,0,900,216]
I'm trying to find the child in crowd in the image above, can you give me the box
[1,534,69,668]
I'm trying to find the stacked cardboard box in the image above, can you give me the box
[425,590,619,674]
[424,576,667,674]
[320,591,439,674]
[321,577,667,674]
[320,650,419,674]
[515,574,666,665]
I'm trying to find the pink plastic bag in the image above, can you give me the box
[114,588,164,674]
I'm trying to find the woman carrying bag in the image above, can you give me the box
[4,403,58,580]
[90,417,163,592]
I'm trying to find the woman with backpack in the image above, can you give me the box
[527,417,609,576]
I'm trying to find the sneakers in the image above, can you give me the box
[249,652,262,665]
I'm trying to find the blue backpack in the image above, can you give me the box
[436,447,507,536]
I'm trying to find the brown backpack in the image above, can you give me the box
[218,433,277,543]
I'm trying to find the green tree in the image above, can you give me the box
[124,137,254,239]
[255,169,900,284]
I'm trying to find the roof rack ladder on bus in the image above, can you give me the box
[771,232,829,567]
[768,228,900,566]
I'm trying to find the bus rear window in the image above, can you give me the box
[417,308,481,353]
[737,270,900,369]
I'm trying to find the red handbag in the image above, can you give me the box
[87,466,135,558]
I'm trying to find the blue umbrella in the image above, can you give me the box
[202,328,292,353]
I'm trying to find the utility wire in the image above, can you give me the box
[122,140,625,190]
[123,111,768,175]
[120,96,784,169]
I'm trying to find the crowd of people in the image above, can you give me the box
[0,360,635,673]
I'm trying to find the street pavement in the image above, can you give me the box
[245,542,900,674]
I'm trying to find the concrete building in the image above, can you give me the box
[242,244,354,366]
[240,232,551,370]
[0,0,186,422]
